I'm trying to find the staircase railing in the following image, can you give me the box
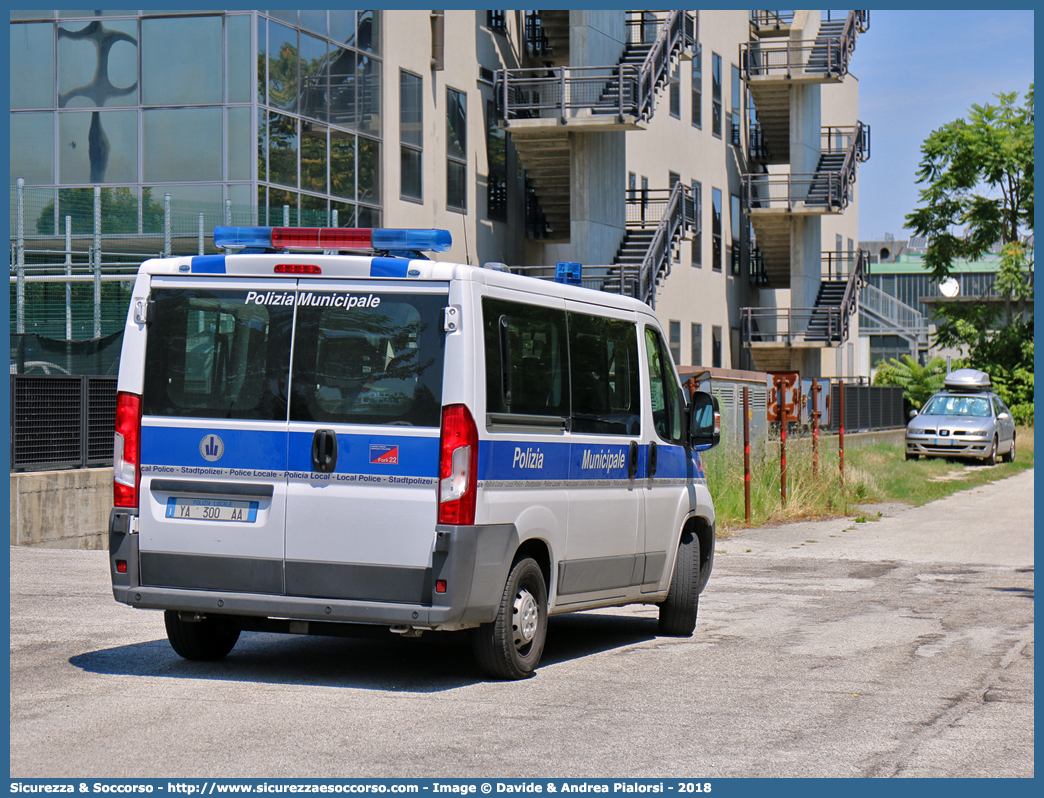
[498,11,694,123]
[635,179,692,306]
[742,306,843,346]
[750,11,795,31]
[743,172,845,211]
[741,9,867,81]
[860,283,929,342]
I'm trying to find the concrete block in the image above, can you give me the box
[10,468,112,550]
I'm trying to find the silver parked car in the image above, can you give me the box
[905,369,1016,464]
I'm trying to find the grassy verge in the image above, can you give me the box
[705,426,1033,536]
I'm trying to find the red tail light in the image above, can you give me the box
[114,391,142,508]
[438,404,478,525]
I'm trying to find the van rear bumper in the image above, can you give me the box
[110,515,519,630]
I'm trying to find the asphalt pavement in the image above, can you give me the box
[8,470,1034,778]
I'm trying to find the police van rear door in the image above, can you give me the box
[137,277,295,595]
[283,280,448,604]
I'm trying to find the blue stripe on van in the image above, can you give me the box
[369,258,410,278]
[141,425,286,470]
[191,255,227,274]
[478,440,703,482]
[287,431,439,477]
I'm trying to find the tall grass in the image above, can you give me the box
[704,426,1033,535]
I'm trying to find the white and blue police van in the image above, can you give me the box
[109,225,721,679]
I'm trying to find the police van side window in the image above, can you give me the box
[645,327,683,443]
[483,297,567,419]
[290,293,446,427]
[142,289,294,421]
[568,311,640,436]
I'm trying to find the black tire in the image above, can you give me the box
[658,530,701,637]
[905,452,919,461]
[1003,434,1016,463]
[164,610,241,661]
[472,558,547,680]
[983,435,998,466]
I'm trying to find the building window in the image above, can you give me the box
[712,187,722,272]
[628,172,637,201]
[669,171,680,189]
[691,181,702,267]
[691,323,702,366]
[691,45,702,129]
[712,325,722,368]
[486,99,506,221]
[669,64,681,119]
[730,64,741,146]
[711,52,722,138]
[731,193,742,274]
[669,320,681,364]
[487,10,506,32]
[400,70,422,202]
[446,86,467,212]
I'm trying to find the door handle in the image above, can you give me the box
[648,441,658,478]
[311,429,338,473]
[628,440,639,480]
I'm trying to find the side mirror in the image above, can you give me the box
[689,391,720,450]
[998,412,1011,421]
[909,409,918,418]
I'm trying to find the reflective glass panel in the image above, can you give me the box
[59,11,135,17]
[401,148,422,201]
[299,32,329,123]
[268,112,298,188]
[143,107,222,182]
[12,11,55,19]
[358,136,379,202]
[59,110,137,183]
[446,87,466,161]
[328,47,356,129]
[268,11,297,26]
[329,130,355,200]
[358,56,381,136]
[300,9,327,37]
[268,22,298,114]
[257,109,268,182]
[142,184,222,207]
[357,10,379,54]
[400,71,422,149]
[57,18,137,108]
[330,200,356,227]
[299,192,328,226]
[10,113,55,185]
[10,23,55,109]
[227,184,253,214]
[142,16,221,105]
[301,124,328,193]
[226,13,252,104]
[228,106,253,181]
[357,205,380,227]
[256,17,267,106]
[329,10,355,47]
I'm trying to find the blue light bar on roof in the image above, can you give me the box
[213,226,452,252]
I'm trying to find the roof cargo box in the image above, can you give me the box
[943,369,990,392]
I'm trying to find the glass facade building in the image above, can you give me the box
[10,9,383,229]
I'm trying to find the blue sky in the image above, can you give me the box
[852,9,1034,240]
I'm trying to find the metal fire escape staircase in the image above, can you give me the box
[496,10,696,239]
[859,283,930,357]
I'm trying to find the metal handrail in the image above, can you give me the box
[750,11,795,30]
[636,179,691,306]
[743,172,844,211]
[860,283,929,338]
[498,11,694,123]
[741,10,866,81]
[741,306,844,346]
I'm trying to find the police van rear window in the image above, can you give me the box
[290,292,446,427]
[143,288,294,421]
[142,288,446,427]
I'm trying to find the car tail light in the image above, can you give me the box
[438,404,478,525]
[114,391,142,508]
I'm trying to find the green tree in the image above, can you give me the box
[873,355,951,414]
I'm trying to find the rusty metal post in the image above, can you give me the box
[777,376,787,507]
[811,378,819,479]
[838,381,845,487]
[743,386,751,524]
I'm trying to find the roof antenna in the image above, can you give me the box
[462,216,472,265]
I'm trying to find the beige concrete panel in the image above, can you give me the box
[10,468,112,549]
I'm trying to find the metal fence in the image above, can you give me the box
[10,375,117,471]
[829,383,904,432]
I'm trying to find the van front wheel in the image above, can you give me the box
[164,610,241,661]
[658,531,701,637]
[472,558,547,680]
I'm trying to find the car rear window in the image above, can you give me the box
[289,292,447,427]
[142,288,294,421]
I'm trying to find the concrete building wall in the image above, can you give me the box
[10,468,111,549]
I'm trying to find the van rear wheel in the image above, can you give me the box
[164,610,241,661]
[472,558,547,680]
[658,531,701,637]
